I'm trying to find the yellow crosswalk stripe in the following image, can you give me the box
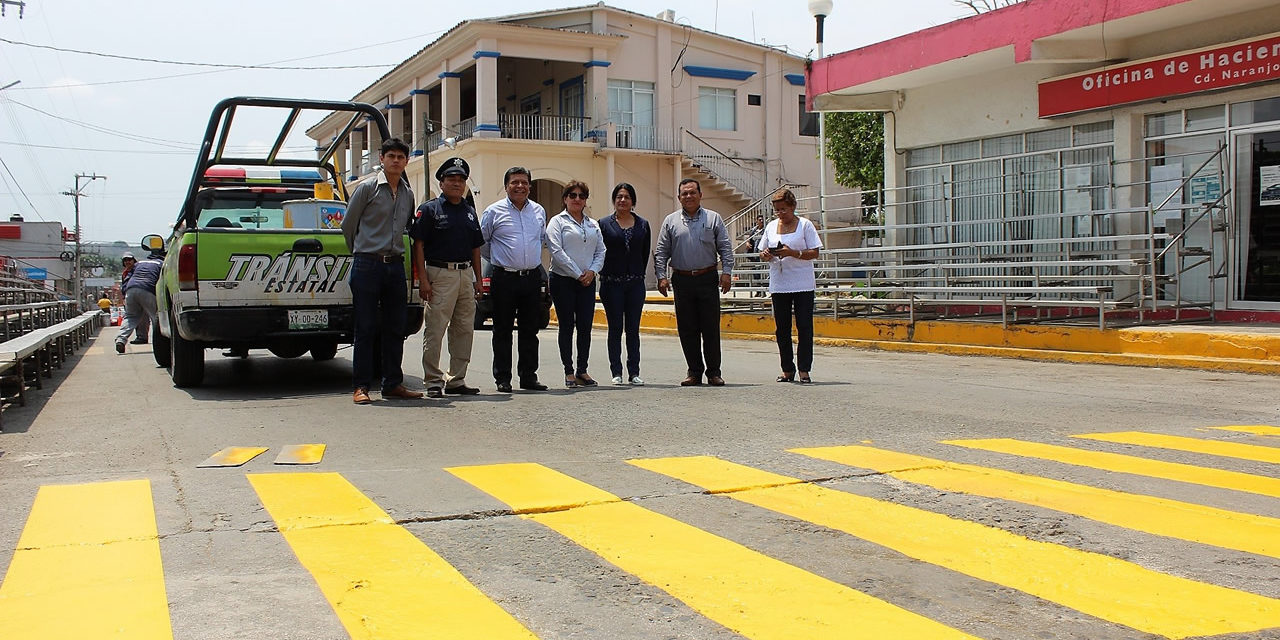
[448,462,979,640]
[247,472,536,640]
[792,446,1280,559]
[1073,431,1280,464]
[0,479,172,640]
[944,438,1280,499]
[1209,425,1280,437]
[630,455,1280,639]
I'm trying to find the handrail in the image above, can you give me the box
[681,129,765,204]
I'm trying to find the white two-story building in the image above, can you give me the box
[307,4,839,246]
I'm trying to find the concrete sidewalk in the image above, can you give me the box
[575,296,1280,375]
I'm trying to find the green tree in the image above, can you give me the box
[823,111,883,214]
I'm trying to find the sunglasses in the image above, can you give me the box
[566,192,587,200]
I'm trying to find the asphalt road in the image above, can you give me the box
[1,325,1278,639]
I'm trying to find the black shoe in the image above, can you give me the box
[519,380,548,391]
[445,384,480,395]
[426,386,444,398]
[115,341,125,354]
[130,338,148,345]
[496,382,513,393]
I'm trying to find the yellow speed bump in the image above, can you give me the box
[448,462,979,640]
[197,446,268,468]
[0,479,172,639]
[792,445,1280,560]
[1074,431,1280,465]
[248,472,535,640]
[944,438,1280,499]
[273,444,325,465]
[630,455,1280,639]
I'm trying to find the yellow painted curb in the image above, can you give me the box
[547,307,1280,375]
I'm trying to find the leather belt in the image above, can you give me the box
[672,265,717,277]
[355,252,402,263]
[495,265,539,276]
[426,259,471,270]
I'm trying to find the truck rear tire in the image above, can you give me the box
[152,331,171,367]
[169,312,205,387]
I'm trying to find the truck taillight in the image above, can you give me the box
[178,244,197,291]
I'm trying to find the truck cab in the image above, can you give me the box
[154,97,423,387]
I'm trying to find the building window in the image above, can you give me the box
[608,80,655,127]
[699,87,736,131]
[904,122,1115,248]
[747,94,762,106]
[609,80,657,149]
[798,95,818,137]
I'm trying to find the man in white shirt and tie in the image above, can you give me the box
[480,167,548,392]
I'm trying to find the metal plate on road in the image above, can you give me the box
[197,446,269,468]
[287,309,328,330]
[274,444,326,465]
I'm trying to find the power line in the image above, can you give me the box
[3,96,196,148]
[0,36,395,70]
[0,154,44,219]
[0,140,192,154]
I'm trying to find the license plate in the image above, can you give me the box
[287,309,328,330]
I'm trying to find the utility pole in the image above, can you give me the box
[61,173,106,310]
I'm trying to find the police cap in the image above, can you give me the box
[436,157,470,181]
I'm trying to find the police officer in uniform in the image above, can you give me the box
[411,157,484,397]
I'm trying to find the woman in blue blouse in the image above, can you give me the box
[598,183,652,385]
[546,180,606,387]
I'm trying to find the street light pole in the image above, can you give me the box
[809,0,833,244]
[60,173,106,310]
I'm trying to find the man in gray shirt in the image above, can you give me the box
[341,137,423,404]
[654,178,734,386]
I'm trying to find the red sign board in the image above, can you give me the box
[1039,32,1280,118]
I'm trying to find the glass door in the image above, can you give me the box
[1234,127,1280,304]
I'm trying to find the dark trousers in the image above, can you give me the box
[350,256,407,393]
[600,278,645,378]
[772,290,815,373]
[550,273,596,376]
[490,269,543,385]
[671,271,721,378]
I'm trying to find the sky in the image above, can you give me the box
[0,0,975,245]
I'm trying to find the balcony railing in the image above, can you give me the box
[595,124,682,153]
[499,113,589,142]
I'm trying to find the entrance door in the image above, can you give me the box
[1234,128,1280,303]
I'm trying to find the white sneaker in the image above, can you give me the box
[629,375,644,386]
[611,376,625,385]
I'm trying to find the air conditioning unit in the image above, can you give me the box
[616,129,632,149]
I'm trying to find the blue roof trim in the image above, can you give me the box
[683,65,756,81]
[438,71,463,79]
[385,103,410,110]
[473,50,501,59]
[784,73,806,86]
[409,89,430,95]
[584,60,611,68]
[474,123,502,132]
[412,150,425,157]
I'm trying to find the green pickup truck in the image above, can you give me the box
[153,97,423,387]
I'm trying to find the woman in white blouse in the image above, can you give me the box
[545,180,606,387]
[758,188,823,383]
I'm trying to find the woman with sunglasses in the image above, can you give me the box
[545,180,606,387]
[598,183,651,385]
[758,188,822,383]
